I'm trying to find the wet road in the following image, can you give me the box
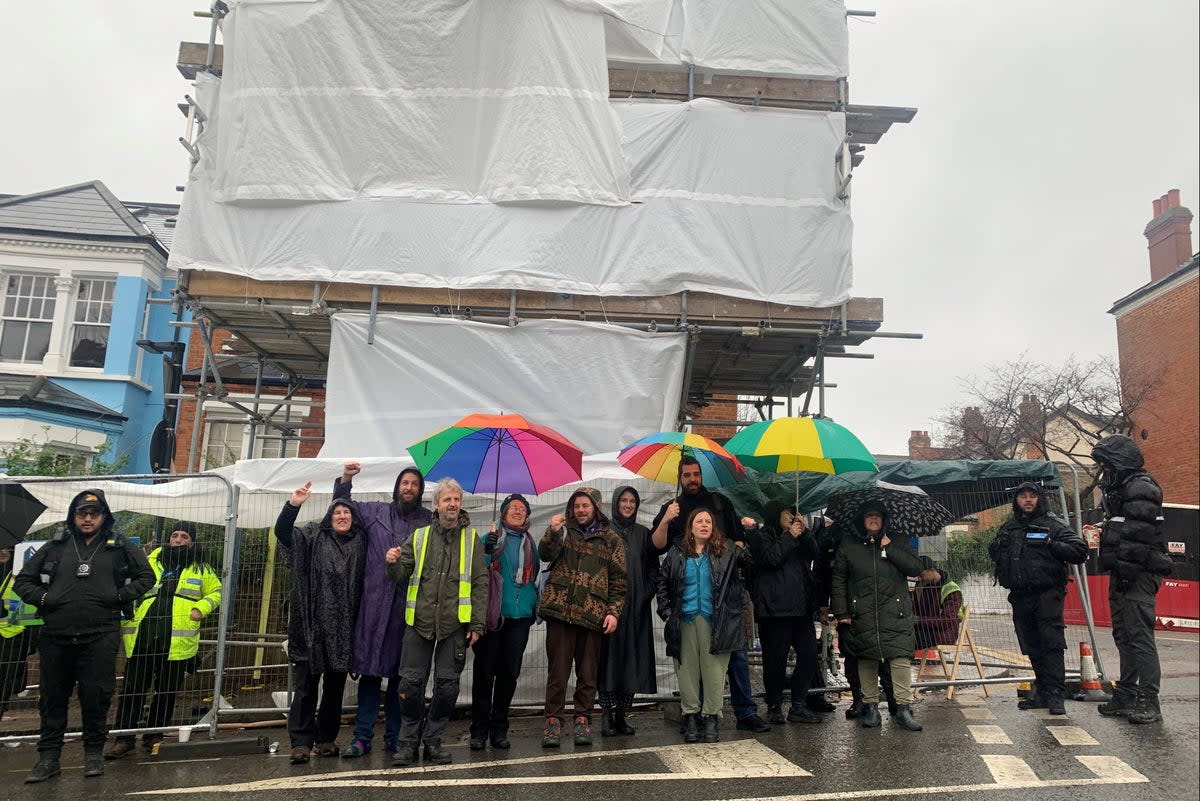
[4,634,1196,801]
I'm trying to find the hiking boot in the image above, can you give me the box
[845,699,865,719]
[542,717,562,748]
[786,707,823,724]
[1098,692,1138,717]
[1128,697,1162,725]
[104,738,136,760]
[1046,695,1067,716]
[24,754,61,784]
[342,739,371,758]
[860,703,881,728]
[600,709,618,737]
[84,752,105,778]
[683,713,700,743]
[314,741,340,757]
[767,706,787,724]
[615,708,636,735]
[807,694,836,713]
[1017,692,1046,711]
[289,745,311,765]
[423,739,452,764]
[894,705,923,731]
[490,732,511,750]
[735,713,770,733]
[701,714,720,743]
[573,715,593,746]
[392,740,419,766]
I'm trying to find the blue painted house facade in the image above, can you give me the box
[0,181,184,474]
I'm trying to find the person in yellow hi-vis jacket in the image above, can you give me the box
[1,546,40,721]
[104,522,221,759]
[385,477,487,768]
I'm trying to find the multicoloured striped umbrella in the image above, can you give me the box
[618,431,745,487]
[724,416,877,476]
[407,413,583,495]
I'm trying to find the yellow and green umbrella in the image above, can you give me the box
[725,416,877,476]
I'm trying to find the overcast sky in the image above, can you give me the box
[2,1,1197,455]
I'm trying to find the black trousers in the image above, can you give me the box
[1110,573,1161,698]
[1009,587,1067,699]
[288,660,348,748]
[470,617,533,740]
[397,627,466,745]
[758,617,817,710]
[838,623,895,706]
[113,650,191,738]
[0,628,36,719]
[37,631,120,754]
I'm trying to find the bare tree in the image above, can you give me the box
[933,354,1160,480]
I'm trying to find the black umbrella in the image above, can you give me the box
[0,481,48,550]
[825,480,956,538]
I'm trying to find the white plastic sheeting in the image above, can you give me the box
[604,0,849,79]
[172,85,852,305]
[215,0,629,204]
[319,314,686,459]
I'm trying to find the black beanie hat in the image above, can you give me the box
[170,521,198,542]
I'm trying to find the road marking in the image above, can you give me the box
[968,725,1013,745]
[959,707,997,721]
[130,740,809,795]
[1077,755,1149,780]
[1029,709,1066,719]
[1046,726,1099,746]
[982,755,1040,784]
[953,695,987,706]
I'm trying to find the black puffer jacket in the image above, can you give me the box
[989,482,1087,592]
[830,503,923,661]
[1092,435,1170,579]
[656,542,749,659]
[746,500,817,619]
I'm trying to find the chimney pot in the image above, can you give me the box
[1145,188,1194,283]
[1153,198,1163,216]
[1167,188,1181,209]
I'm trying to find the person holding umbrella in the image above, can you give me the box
[831,500,924,731]
[1,546,38,721]
[470,493,539,751]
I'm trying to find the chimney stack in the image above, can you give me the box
[1144,189,1194,283]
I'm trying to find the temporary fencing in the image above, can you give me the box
[1,458,1103,742]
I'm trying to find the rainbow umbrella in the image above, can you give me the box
[725,417,877,505]
[407,413,583,496]
[618,431,745,488]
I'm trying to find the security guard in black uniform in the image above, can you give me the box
[14,489,154,784]
[989,481,1087,715]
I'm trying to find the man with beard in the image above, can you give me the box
[333,462,432,758]
[650,457,768,733]
[1092,434,1171,724]
[539,487,626,748]
[386,478,487,766]
[15,489,155,783]
[989,482,1087,716]
[105,521,221,758]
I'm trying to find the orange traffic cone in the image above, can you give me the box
[1074,641,1109,701]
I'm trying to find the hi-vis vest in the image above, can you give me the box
[121,547,222,660]
[940,580,965,620]
[406,525,476,626]
[1,572,41,637]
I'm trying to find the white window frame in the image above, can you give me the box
[200,402,306,469]
[68,277,116,370]
[0,272,57,364]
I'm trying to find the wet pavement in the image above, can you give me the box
[4,631,1197,801]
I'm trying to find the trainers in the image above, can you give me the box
[1098,693,1138,717]
[1017,693,1046,711]
[807,695,836,713]
[735,713,770,733]
[104,738,136,760]
[786,707,823,724]
[573,715,593,746]
[1046,695,1067,716]
[24,755,60,784]
[542,717,563,748]
[314,742,340,757]
[766,706,787,724]
[341,739,371,758]
[289,745,311,765]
